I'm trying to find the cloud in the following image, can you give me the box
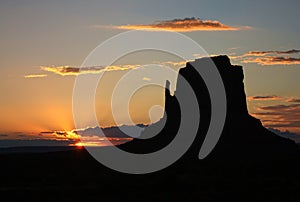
[70,125,146,146]
[252,103,300,132]
[41,65,104,76]
[74,125,146,138]
[40,64,140,76]
[38,125,146,147]
[228,47,240,51]
[247,95,281,100]
[45,130,82,141]
[245,49,300,56]
[112,17,249,32]
[38,131,79,141]
[159,60,187,68]
[142,77,151,81]
[37,61,189,77]
[287,98,300,103]
[242,56,300,65]
[229,49,300,66]
[24,74,48,78]
[259,104,300,111]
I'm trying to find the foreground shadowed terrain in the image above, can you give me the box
[0,148,299,201]
[1,56,299,201]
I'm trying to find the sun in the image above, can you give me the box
[74,142,84,148]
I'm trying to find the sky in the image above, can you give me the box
[1,0,300,145]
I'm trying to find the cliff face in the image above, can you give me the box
[119,55,299,159]
[178,56,248,117]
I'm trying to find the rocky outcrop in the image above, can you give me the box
[119,55,299,160]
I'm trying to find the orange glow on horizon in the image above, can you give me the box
[71,138,133,147]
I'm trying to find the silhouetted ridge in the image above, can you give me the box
[119,55,299,159]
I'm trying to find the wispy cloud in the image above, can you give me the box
[39,131,79,141]
[228,47,240,51]
[259,104,300,111]
[24,74,48,78]
[158,60,187,68]
[41,66,82,76]
[35,61,189,77]
[103,17,250,32]
[229,49,300,66]
[245,49,300,56]
[243,56,300,65]
[45,126,136,147]
[142,77,151,81]
[287,98,300,103]
[247,95,281,100]
[252,103,300,131]
[40,65,140,76]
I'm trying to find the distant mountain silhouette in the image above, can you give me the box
[119,55,300,160]
[76,124,147,138]
[268,128,300,143]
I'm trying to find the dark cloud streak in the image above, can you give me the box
[245,49,300,56]
[248,95,281,100]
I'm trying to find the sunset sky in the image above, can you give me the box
[1,0,300,145]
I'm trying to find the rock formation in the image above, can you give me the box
[119,55,299,160]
